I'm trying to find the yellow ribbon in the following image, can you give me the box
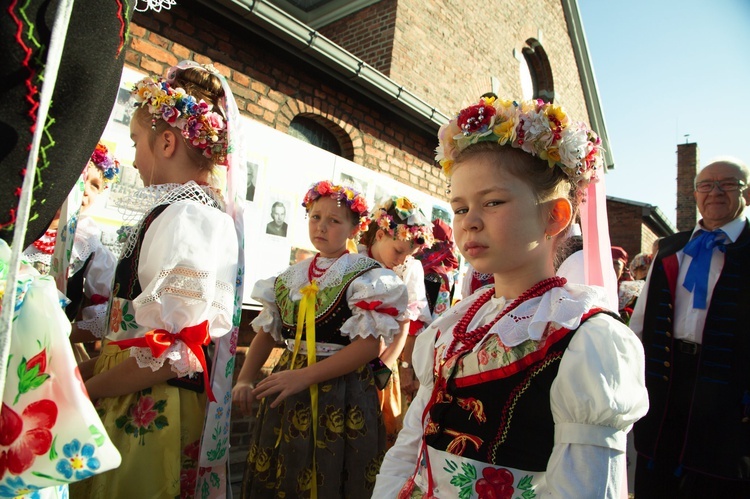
[289,280,319,498]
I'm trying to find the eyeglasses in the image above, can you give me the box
[694,180,746,193]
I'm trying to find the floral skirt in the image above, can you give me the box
[70,342,207,499]
[241,349,385,498]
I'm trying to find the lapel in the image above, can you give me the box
[658,231,692,303]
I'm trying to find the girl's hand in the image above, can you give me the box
[252,369,312,408]
[232,381,256,417]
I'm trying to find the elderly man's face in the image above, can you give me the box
[272,206,286,226]
[694,162,747,230]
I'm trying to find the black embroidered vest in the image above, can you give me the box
[425,311,618,471]
[634,222,750,479]
[274,260,381,346]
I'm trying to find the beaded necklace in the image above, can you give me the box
[446,276,567,358]
[307,251,348,282]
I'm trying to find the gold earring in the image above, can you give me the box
[545,233,552,241]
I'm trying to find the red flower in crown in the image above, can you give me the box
[475,467,515,499]
[457,102,496,134]
[350,196,367,214]
[317,181,333,196]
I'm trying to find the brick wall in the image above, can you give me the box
[317,0,591,125]
[607,200,648,262]
[390,0,590,122]
[676,143,699,232]
[320,0,398,75]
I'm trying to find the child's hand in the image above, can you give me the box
[252,369,311,408]
[232,381,256,416]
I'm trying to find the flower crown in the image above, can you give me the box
[132,76,228,163]
[89,142,120,185]
[302,180,371,232]
[435,96,603,186]
[373,196,434,247]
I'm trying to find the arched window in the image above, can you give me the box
[520,38,554,103]
[288,116,343,157]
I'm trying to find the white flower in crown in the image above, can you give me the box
[557,125,591,171]
[519,108,554,155]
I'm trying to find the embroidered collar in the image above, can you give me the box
[433,283,610,351]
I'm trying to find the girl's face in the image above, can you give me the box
[130,118,160,187]
[450,155,550,281]
[81,164,105,212]
[370,230,418,269]
[308,196,359,258]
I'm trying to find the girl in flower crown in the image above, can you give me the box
[375,96,649,497]
[73,63,243,498]
[358,196,434,448]
[233,181,407,498]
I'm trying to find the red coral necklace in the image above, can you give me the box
[308,251,348,282]
[446,276,567,358]
[32,229,58,255]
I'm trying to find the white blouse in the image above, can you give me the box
[251,252,407,345]
[393,257,432,328]
[109,199,238,377]
[375,283,649,497]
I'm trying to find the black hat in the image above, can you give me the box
[0,0,132,248]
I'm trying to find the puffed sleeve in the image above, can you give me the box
[339,267,408,344]
[398,258,432,328]
[375,325,438,495]
[76,241,117,338]
[546,313,649,497]
[131,201,238,373]
[250,275,282,341]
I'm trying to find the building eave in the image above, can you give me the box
[196,0,448,135]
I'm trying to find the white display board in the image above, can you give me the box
[92,66,452,307]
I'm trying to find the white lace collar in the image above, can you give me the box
[120,181,225,258]
[280,253,379,300]
[435,284,611,350]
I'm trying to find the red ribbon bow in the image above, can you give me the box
[354,300,399,317]
[111,320,215,402]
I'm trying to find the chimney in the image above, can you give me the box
[676,143,699,232]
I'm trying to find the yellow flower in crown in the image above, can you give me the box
[394,197,415,217]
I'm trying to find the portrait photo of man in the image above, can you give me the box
[265,201,288,237]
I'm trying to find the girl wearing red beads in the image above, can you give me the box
[375,97,648,498]
[233,181,407,498]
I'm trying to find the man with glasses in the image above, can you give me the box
[631,159,750,497]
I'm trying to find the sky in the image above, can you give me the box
[577,0,750,226]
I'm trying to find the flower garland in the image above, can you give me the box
[132,76,228,163]
[435,96,603,186]
[89,142,120,184]
[373,196,434,247]
[302,180,370,232]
